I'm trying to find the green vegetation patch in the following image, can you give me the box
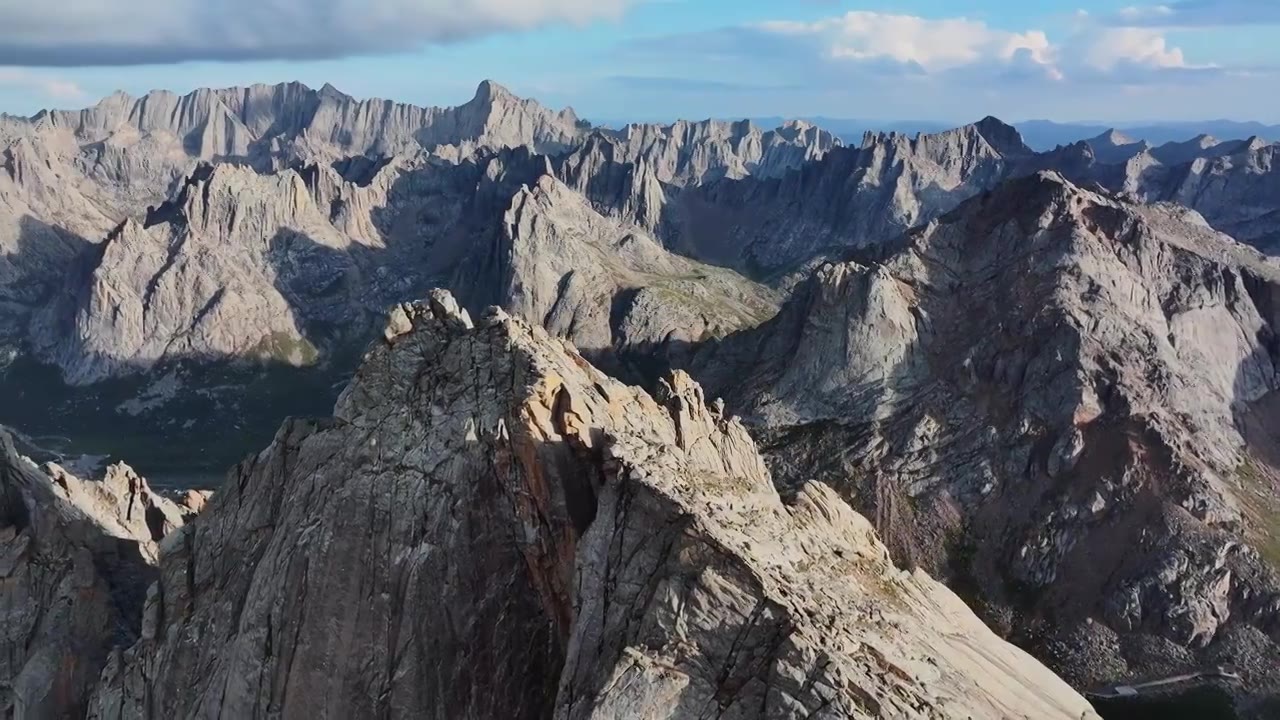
[252,331,320,366]
[1234,455,1280,569]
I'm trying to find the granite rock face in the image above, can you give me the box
[667,117,1035,280]
[31,166,335,384]
[690,172,1280,709]
[85,294,1098,720]
[2,81,833,375]
[1,80,587,309]
[7,83,1278,390]
[1020,134,1280,256]
[27,147,775,385]
[648,119,1280,283]
[6,81,1280,714]
[486,174,778,373]
[0,428,187,719]
[1151,143,1280,253]
[595,118,840,186]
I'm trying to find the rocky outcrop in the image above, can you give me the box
[553,120,839,235]
[1156,143,1280,253]
[0,137,117,356]
[0,428,187,718]
[1,80,588,251]
[1086,129,1151,165]
[12,79,1280,714]
[1150,134,1264,167]
[87,293,1098,720]
[28,147,775,386]
[32,167,334,384]
[36,80,585,172]
[1,80,836,240]
[596,118,840,186]
[481,173,778,373]
[4,75,841,386]
[668,117,1034,280]
[656,119,1279,282]
[13,82,1276,390]
[690,172,1280,711]
[1037,135,1280,255]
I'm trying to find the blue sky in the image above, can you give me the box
[1,0,1278,123]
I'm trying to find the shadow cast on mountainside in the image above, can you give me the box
[1228,272,1280,605]
[0,217,368,489]
[6,149,539,487]
[3,433,165,719]
[0,349,351,491]
[1,215,95,311]
[6,153,553,491]
[661,186,1280,713]
[656,141,1034,285]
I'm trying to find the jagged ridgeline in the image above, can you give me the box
[2,293,1100,719]
[2,80,1280,717]
[0,81,833,479]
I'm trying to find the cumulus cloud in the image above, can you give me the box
[614,9,1273,121]
[752,11,1199,81]
[759,13,1054,71]
[0,67,84,99]
[1080,28,1189,70]
[0,0,634,66]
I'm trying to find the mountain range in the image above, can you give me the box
[728,117,1280,153]
[4,80,1280,718]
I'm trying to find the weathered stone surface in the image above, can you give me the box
[669,117,1035,279]
[6,80,1280,714]
[0,428,186,719]
[690,172,1280,710]
[170,489,212,518]
[593,118,840,187]
[661,119,1280,281]
[8,84,1277,393]
[23,140,777,386]
[32,176,328,384]
[86,293,1098,720]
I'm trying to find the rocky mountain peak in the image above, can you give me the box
[471,78,516,105]
[1,426,193,718]
[317,82,348,100]
[1093,128,1139,147]
[972,115,1033,156]
[857,116,1030,161]
[1245,135,1269,152]
[71,292,1099,719]
[6,76,1280,716]
[464,79,562,123]
[779,118,816,131]
[691,169,1280,703]
[1086,129,1154,164]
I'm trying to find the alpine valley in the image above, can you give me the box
[3,80,1280,719]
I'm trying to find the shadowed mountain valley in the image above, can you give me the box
[3,80,1280,718]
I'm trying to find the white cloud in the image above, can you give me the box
[759,12,1054,71]
[754,11,1197,81]
[1079,28,1189,70]
[0,0,635,66]
[0,67,84,99]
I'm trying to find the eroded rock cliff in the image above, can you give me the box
[691,172,1280,710]
[85,292,1099,719]
[0,429,187,718]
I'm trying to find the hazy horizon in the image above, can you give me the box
[5,77,1280,134]
[2,1,1279,124]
